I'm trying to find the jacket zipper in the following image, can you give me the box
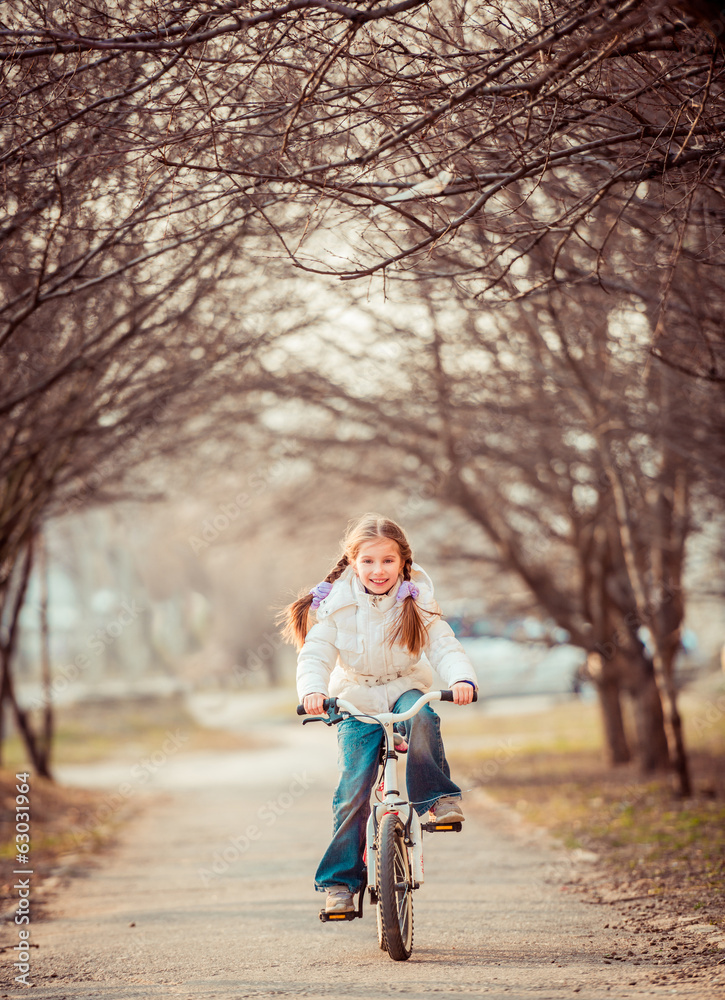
[368,595,391,680]
[381,602,392,678]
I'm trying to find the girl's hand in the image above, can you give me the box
[451,682,475,705]
[303,692,328,716]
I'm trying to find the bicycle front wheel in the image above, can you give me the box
[377,811,414,961]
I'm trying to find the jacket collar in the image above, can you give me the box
[314,561,435,619]
[353,572,398,613]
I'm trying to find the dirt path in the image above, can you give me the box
[2,717,723,999]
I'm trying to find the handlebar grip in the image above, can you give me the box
[296,698,333,716]
[440,689,478,702]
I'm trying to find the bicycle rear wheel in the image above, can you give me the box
[377,811,414,961]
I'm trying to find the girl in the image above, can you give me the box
[280,513,478,914]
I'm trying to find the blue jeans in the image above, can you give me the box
[314,688,462,892]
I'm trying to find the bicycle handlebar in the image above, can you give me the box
[296,688,477,719]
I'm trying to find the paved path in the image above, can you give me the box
[1,707,721,999]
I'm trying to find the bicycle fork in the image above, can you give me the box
[366,719,424,896]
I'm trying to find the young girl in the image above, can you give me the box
[281,513,478,915]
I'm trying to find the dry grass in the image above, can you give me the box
[447,674,725,929]
[0,694,267,770]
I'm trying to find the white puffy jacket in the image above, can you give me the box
[296,563,478,714]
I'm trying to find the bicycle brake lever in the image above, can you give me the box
[302,711,349,726]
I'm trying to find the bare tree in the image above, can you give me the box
[0,189,304,773]
[4,5,724,314]
[3,0,724,788]
[251,273,721,793]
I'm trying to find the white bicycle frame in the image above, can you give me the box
[331,690,452,893]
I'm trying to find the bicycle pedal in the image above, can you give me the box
[421,821,462,833]
[319,909,357,922]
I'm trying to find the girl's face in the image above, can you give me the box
[353,537,404,594]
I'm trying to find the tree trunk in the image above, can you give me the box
[597,433,692,797]
[0,532,53,778]
[37,530,54,775]
[0,666,6,768]
[659,642,692,797]
[624,650,670,773]
[588,653,631,765]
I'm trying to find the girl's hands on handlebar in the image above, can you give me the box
[303,692,328,716]
[303,685,475,714]
[451,682,475,705]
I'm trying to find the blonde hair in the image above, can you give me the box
[279,513,438,657]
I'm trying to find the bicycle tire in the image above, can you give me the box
[377,811,414,961]
[376,897,386,951]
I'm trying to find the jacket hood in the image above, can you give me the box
[314,561,436,620]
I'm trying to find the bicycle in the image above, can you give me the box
[297,688,477,961]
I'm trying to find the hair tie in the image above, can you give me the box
[309,580,333,609]
[396,581,419,603]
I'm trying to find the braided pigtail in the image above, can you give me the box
[278,554,349,649]
[389,558,440,658]
[326,554,350,586]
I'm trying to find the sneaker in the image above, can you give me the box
[325,886,355,913]
[429,796,465,823]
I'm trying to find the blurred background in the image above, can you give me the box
[9,472,722,717]
[2,1,725,916]
[5,272,724,763]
